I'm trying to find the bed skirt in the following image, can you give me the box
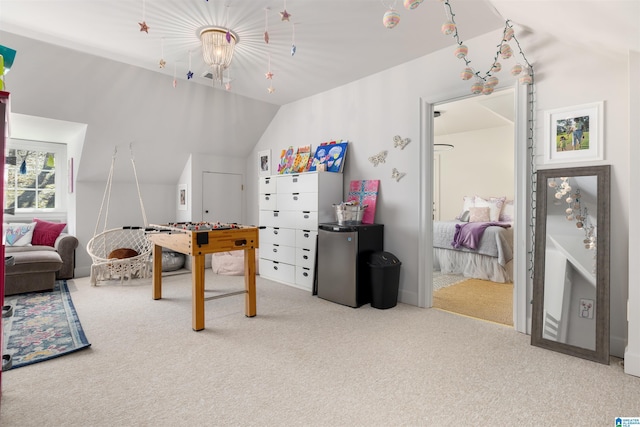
[433,248,513,283]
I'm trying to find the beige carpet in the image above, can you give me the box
[2,272,639,426]
[433,278,513,326]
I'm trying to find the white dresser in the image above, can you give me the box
[258,172,343,291]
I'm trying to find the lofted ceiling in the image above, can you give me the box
[1,0,637,177]
[0,0,505,107]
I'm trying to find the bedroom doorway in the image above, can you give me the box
[431,89,515,326]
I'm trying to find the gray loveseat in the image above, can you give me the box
[5,233,79,296]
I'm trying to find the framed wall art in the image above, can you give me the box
[543,101,604,164]
[258,149,271,176]
[178,184,187,211]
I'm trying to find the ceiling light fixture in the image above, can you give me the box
[199,26,238,85]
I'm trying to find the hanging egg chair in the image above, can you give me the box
[86,146,153,285]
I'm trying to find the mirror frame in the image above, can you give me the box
[531,165,610,364]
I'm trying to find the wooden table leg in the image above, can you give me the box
[152,244,163,300]
[244,248,257,317]
[192,254,206,331]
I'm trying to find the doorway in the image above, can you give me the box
[431,90,515,326]
[418,84,531,334]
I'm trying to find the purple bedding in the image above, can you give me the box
[452,222,511,250]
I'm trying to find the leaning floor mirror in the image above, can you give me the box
[531,165,610,364]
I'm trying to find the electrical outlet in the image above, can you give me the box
[579,299,594,319]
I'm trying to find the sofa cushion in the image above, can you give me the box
[32,218,67,247]
[5,250,63,276]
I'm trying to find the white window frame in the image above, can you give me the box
[5,138,68,220]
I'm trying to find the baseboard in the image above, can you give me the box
[624,348,640,377]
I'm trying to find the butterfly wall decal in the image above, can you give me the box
[393,135,411,150]
[368,150,388,167]
[391,168,406,182]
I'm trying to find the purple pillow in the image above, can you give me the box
[31,219,67,247]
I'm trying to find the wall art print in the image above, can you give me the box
[543,101,604,164]
[347,180,379,224]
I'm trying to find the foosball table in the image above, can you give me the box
[146,222,259,331]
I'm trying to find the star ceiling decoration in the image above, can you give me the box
[187,70,194,79]
[159,59,166,68]
[267,86,275,94]
[265,71,274,80]
[139,21,149,33]
[225,81,232,91]
[280,10,291,21]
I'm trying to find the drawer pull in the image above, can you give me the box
[274,212,279,217]
[274,266,278,271]
[273,230,279,235]
[293,195,299,201]
[304,233,309,238]
[303,255,308,260]
[304,214,309,219]
[303,272,309,277]
[273,248,278,253]
[265,195,270,200]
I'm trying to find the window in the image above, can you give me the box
[5,139,67,213]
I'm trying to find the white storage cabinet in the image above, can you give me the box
[258,172,343,291]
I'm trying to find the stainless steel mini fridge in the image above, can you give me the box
[317,223,383,307]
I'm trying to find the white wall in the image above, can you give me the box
[76,181,175,277]
[247,29,633,358]
[436,125,514,220]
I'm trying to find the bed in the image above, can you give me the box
[433,196,514,283]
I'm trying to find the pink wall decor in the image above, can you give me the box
[347,180,379,224]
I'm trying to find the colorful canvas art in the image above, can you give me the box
[278,146,296,174]
[347,180,379,224]
[309,141,348,172]
[293,145,311,173]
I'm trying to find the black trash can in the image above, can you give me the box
[368,251,401,309]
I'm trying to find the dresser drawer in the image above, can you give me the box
[259,176,278,194]
[276,192,318,211]
[295,211,318,231]
[260,242,295,264]
[259,210,297,228]
[295,266,314,291]
[258,193,277,210]
[277,173,318,193]
[260,227,296,246]
[260,259,295,284]
[296,229,318,250]
[296,247,316,269]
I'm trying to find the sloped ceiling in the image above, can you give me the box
[2,0,637,181]
[0,0,504,107]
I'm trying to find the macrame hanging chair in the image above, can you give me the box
[86,145,153,285]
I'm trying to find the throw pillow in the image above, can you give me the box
[474,196,506,222]
[32,218,67,247]
[499,200,515,222]
[469,207,491,223]
[108,248,139,259]
[456,195,475,220]
[4,222,37,246]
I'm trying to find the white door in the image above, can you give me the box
[202,172,242,223]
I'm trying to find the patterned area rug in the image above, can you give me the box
[2,281,91,370]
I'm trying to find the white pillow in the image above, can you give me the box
[4,222,37,246]
[500,200,514,222]
[474,196,506,222]
[457,195,475,220]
